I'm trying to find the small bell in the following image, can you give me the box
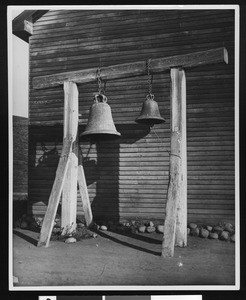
[135,94,165,125]
[135,58,165,125]
[81,94,121,141]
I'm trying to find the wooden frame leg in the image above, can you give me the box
[61,82,79,235]
[61,137,78,234]
[37,138,73,247]
[162,67,186,257]
[175,68,187,247]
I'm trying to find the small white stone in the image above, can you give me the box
[100,225,108,231]
[65,237,77,243]
[146,226,155,233]
[156,225,164,233]
[138,226,146,233]
[149,221,154,227]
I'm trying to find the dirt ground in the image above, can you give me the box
[12,228,235,287]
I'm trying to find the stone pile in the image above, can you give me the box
[14,214,235,244]
[98,219,235,243]
[188,222,235,243]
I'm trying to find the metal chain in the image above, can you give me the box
[146,58,153,97]
[103,80,107,95]
[97,67,102,95]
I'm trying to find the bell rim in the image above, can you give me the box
[135,116,166,124]
[80,130,121,136]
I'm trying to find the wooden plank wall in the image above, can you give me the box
[28,9,235,225]
[13,116,28,201]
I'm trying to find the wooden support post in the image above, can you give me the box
[37,137,73,247]
[175,69,187,247]
[162,68,183,258]
[61,82,79,235]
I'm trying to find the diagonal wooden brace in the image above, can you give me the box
[37,137,73,247]
[38,81,93,247]
[77,153,93,227]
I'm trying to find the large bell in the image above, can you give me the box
[81,94,121,141]
[135,94,166,125]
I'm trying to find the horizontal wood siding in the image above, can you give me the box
[13,116,28,201]
[28,9,235,224]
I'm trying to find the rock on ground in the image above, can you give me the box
[224,223,234,233]
[65,237,77,243]
[206,226,213,231]
[156,225,164,233]
[190,227,199,237]
[209,232,218,239]
[219,231,230,241]
[200,228,209,238]
[138,226,146,233]
[189,223,197,229]
[146,226,155,233]
[148,221,155,227]
[100,225,108,231]
[213,225,223,233]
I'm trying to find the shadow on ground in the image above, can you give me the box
[91,228,161,256]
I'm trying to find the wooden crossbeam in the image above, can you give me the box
[32,47,228,89]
